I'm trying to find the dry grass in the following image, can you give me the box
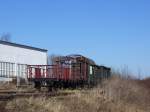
[0,82,16,90]
[1,75,149,112]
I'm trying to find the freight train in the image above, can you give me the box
[27,54,111,90]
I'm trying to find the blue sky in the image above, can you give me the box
[0,0,150,78]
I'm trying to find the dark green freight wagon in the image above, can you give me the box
[88,64,111,86]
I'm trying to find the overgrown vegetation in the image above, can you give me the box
[0,71,150,112]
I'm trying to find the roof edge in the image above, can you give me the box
[0,40,48,52]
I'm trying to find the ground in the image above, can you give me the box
[0,76,150,112]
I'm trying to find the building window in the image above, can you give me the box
[0,61,15,78]
[17,64,27,79]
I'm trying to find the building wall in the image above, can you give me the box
[0,44,47,81]
[0,44,47,65]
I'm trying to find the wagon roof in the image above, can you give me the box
[66,54,96,64]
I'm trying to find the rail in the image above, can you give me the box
[0,90,75,101]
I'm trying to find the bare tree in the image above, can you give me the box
[48,54,61,65]
[0,33,11,42]
[137,67,142,80]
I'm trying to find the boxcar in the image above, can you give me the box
[93,65,111,85]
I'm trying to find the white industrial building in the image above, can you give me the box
[0,40,48,84]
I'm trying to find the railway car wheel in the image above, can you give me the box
[34,81,41,91]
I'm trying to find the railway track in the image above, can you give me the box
[0,90,74,101]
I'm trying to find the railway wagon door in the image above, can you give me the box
[63,68,69,81]
[88,65,95,85]
[35,68,41,78]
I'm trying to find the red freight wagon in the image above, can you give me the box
[27,63,87,82]
[27,54,96,89]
